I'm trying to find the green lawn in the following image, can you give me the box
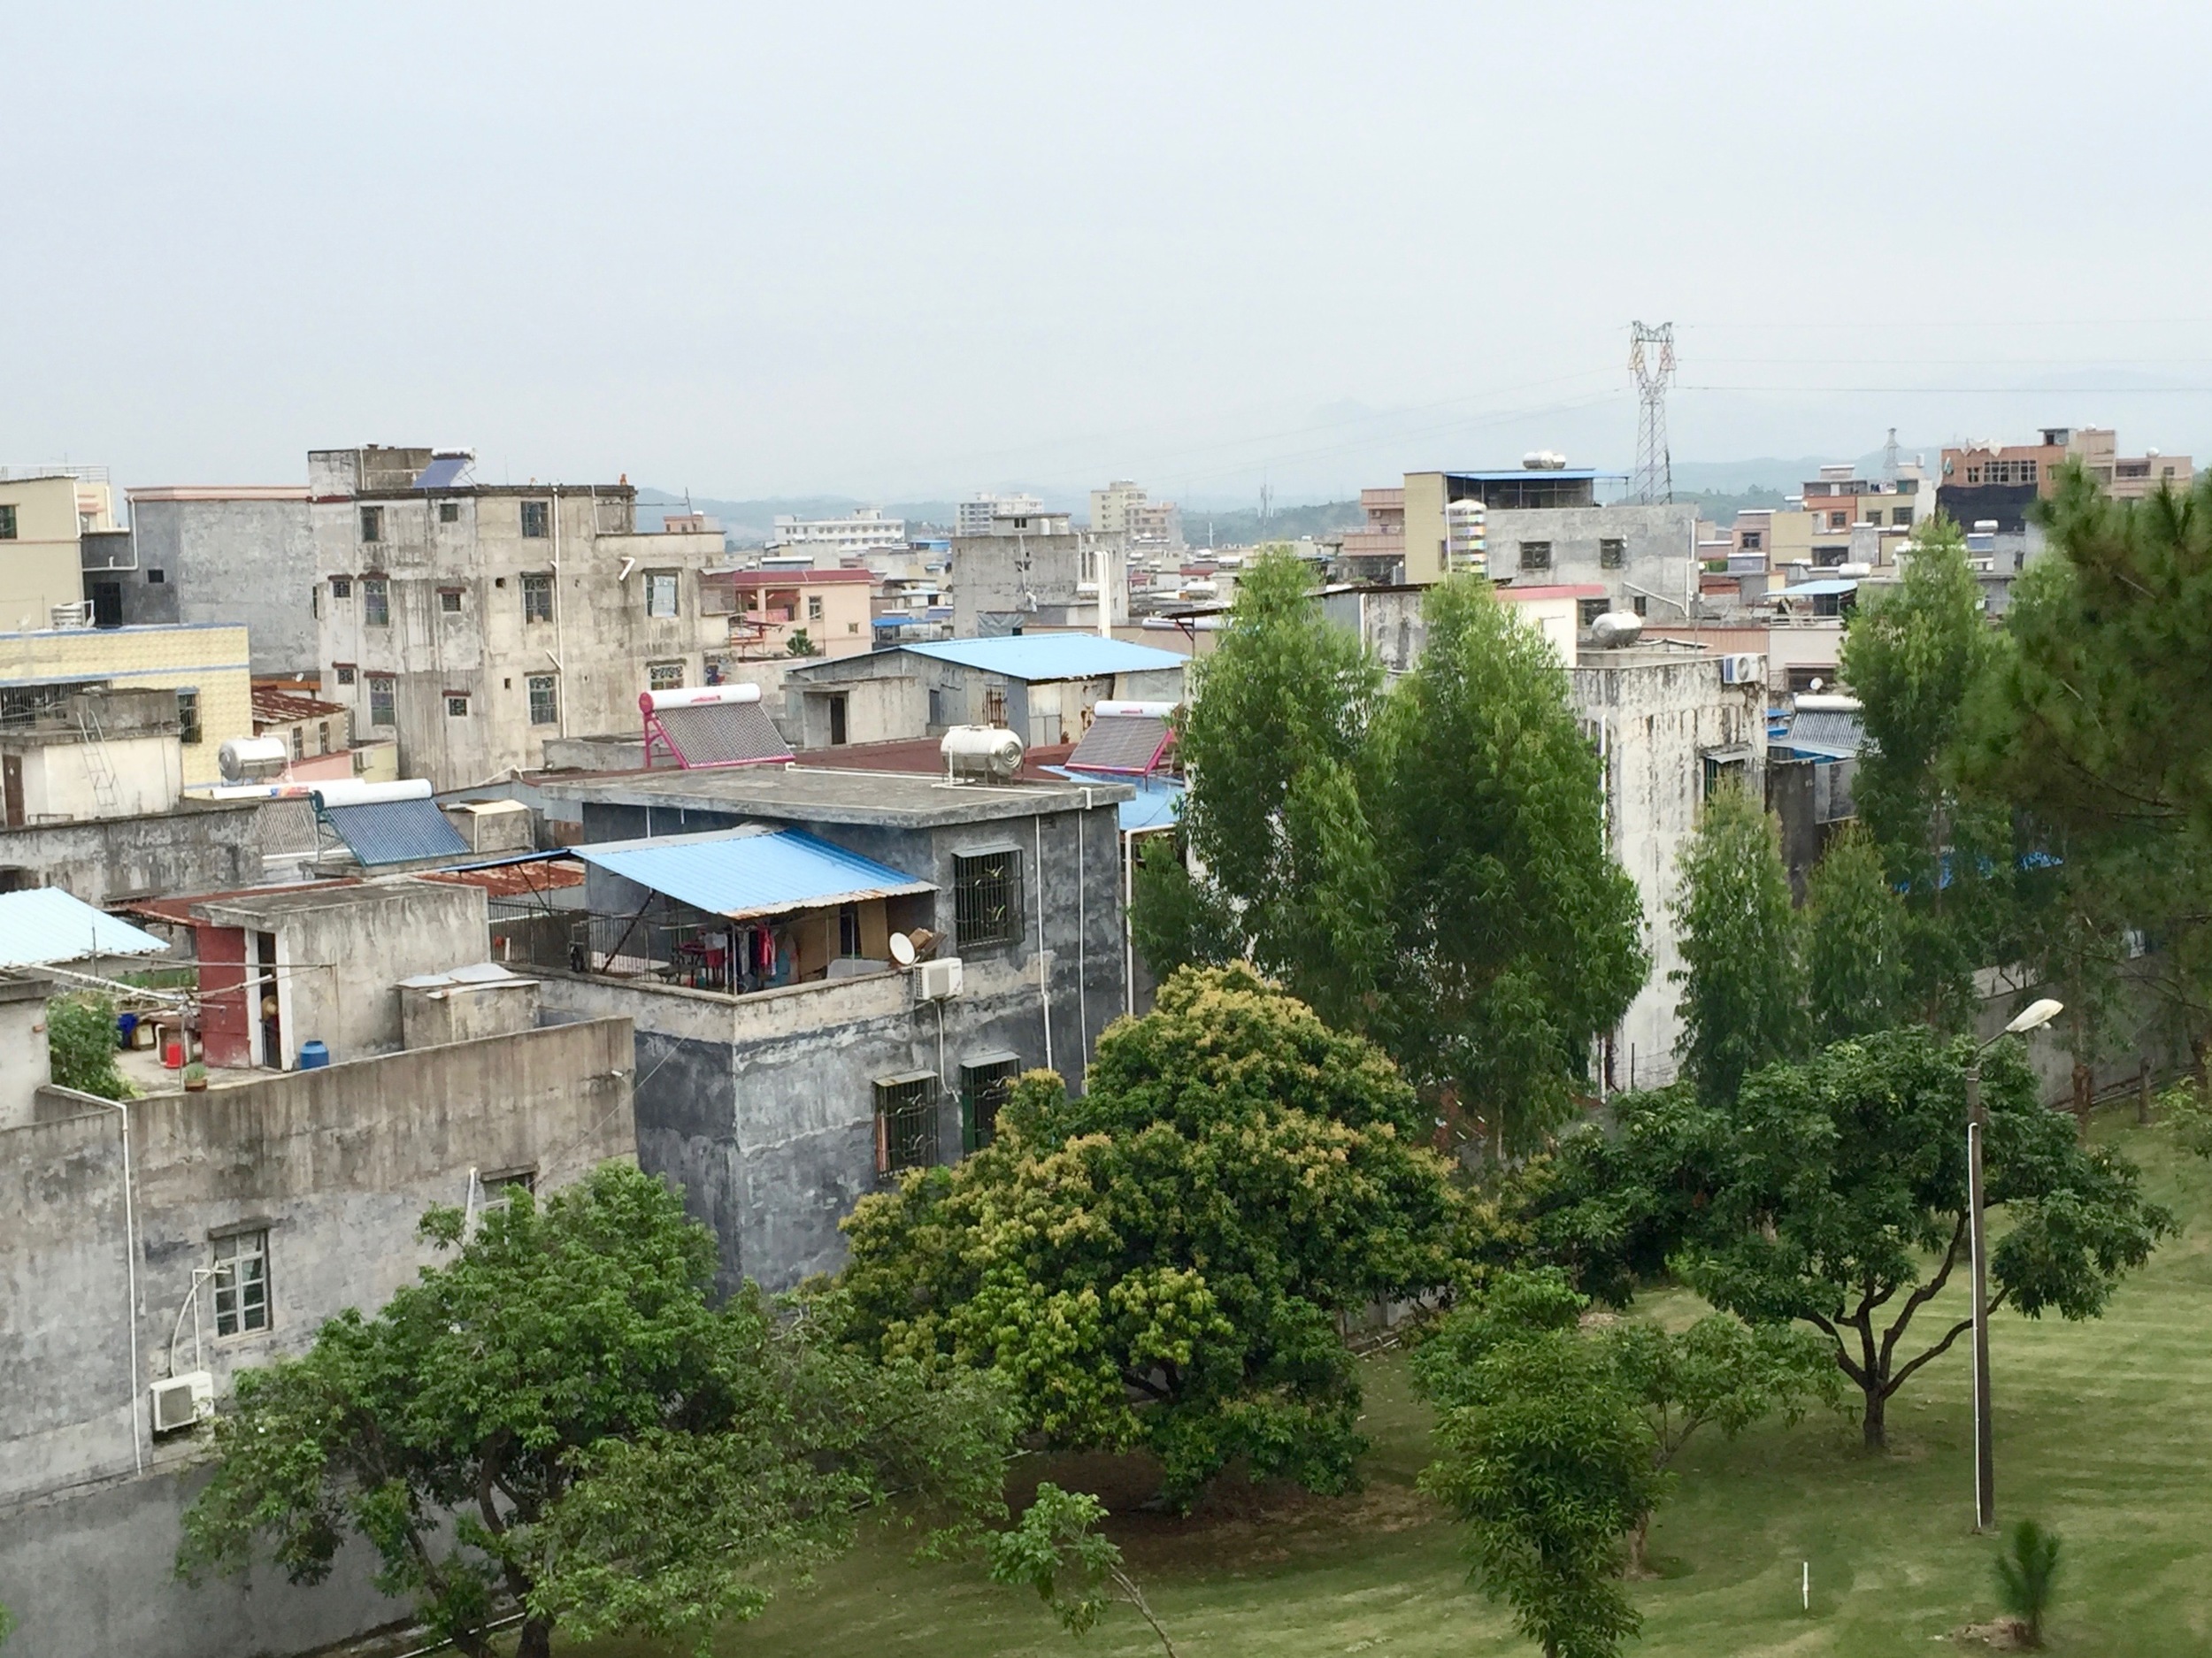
[582,1115,2212,1657]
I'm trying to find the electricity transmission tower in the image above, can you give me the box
[1628,321,1676,504]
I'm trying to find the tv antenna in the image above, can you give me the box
[1628,321,1676,505]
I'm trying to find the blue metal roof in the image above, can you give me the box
[574,827,934,921]
[0,887,167,968]
[321,799,472,866]
[1044,768,1185,833]
[1782,579,1862,597]
[901,635,1187,681]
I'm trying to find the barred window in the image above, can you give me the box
[363,578,389,627]
[953,848,1023,949]
[439,501,461,524]
[959,1053,1022,1154]
[174,689,202,745]
[527,673,558,726]
[331,576,352,600]
[1599,537,1626,569]
[334,663,357,687]
[520,499,550,538]
[648,661,685,691]
[212,1229,270,1335]
[522,572,554,623]
[438,587,463,614]
[359,505,383,543]
[368,676,396,728]
[1518,540,1552,572]
[874,1073,941,1178]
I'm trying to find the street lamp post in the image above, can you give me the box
[1968,997,2063,1534]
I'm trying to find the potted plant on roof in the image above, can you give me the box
[183,1061,208,1094]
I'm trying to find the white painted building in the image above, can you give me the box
[1571,644,1769,1093]
[956,493,1043,536]
[769,507,908,550]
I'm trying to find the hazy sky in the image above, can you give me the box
[12,2,2212,504]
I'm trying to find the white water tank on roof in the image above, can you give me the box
[940,725,1024,781]
[219,735,291,782]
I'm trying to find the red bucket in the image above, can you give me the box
[164,1040,184,1070]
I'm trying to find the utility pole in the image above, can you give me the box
[1628,321,1676,505]
[1967,998,2064,1533]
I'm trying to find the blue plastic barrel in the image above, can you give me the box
[297,1040,330,1071]
[116,1012,138,1048]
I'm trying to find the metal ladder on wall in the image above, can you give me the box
[77,698,123,816]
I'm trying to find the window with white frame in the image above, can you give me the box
[212,1229,270,1335]
[645,572,680,618]
[527,673,558,726]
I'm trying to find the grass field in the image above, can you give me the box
[582,1114,2212,1657]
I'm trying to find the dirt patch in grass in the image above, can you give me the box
[1009,1451,1441,1577]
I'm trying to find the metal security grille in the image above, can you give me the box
[959,1054,1023,1154]
[528,675,559,726]
[523,573,554,622]
[953,849,1022,949]
[874,1074,940,1178]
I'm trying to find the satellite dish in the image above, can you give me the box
[888,933,918,967]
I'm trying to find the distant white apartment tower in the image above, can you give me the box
[956,493,1045,537]
[769,507,908,551]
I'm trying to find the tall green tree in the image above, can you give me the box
[836,964,1459,1509]
[177,1164,1012,1658]
[1371,577,1647,1151]
[1671,785,1804,1106]
[1840,512,2009,1025]
[1968,464,2212,1086]
[1803,825,1913,1044]
[1413,1273,1663,1658]
[1546,1030,2170,1447]
[1156,549,1388,1026]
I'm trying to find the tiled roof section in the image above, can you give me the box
[252,686,347,727]
[420,860,587,899]
[1065,713,1173,774]
[320,799,471,866]
[649,701,794,768]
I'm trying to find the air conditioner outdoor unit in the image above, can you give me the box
[1718,653,1763,686]
[916,956,964,1002]
[150,1370,214,1434]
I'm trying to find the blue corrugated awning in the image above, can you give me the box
[573,827,934,921]
[1043,768,1184,833]
[321,799,472,866]
[0,887,168,968]
[900,635,1187,680]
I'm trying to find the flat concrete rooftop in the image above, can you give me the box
[538,763,1133,828]
[193,877,444,924]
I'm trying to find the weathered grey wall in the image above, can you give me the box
[0,801,262,904]
[0,1470,406,1658]
[1488,503,1698,618]
[536,796,1130,1292]
[132,496,319,674]
[0,1017,636,1506]
[1572,653,1768,1092]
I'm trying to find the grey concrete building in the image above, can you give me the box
[508,764,1133,1291]
[780,634,1187,750]
[310,446,737,791]
[0,1016,637,1658]
[1571,642,1769,1093]
[950,507,1125,636]
[81,487,318,672]
[0,799,265,905]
